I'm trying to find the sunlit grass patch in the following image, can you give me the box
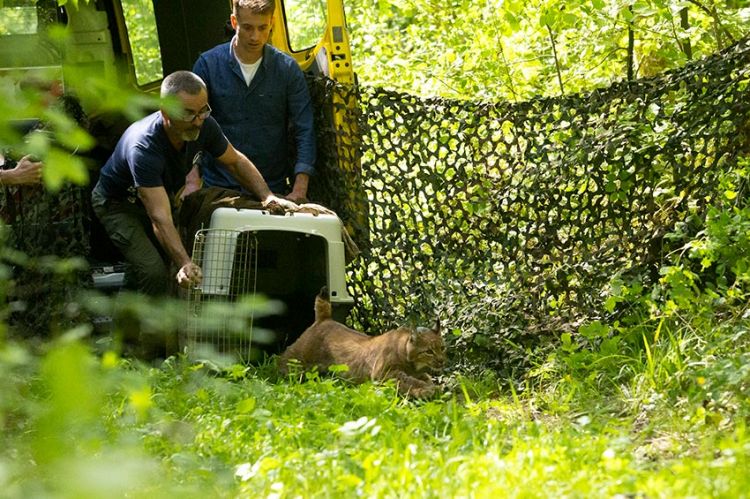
[1,329,749,498]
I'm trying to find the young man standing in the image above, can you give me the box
[192,0,316,202]
[91,70,294,295]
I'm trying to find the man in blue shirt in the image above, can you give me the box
[192,0,316,202]
[91,70,294,295]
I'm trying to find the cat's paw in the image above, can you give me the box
[410,383,439,399]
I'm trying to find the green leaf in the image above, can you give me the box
[539,11,552,28]
[620,6,634,22]
[562,13,578,26]
[579,320,609,340]
[503,10,521,32]
[236,398,257,414]
[604,296,618,313]
[42,148,89,191]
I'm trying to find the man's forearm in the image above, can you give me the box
[289,173,310,200]
[138,185,194,272]
[229,158,272,200]
[151,217,192,268]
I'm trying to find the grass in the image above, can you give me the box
[2,307,749,498]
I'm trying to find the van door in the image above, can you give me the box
[151,0,232,78]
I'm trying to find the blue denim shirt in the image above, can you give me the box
[193,40,316,194]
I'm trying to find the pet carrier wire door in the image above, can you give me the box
[185,228,258,361]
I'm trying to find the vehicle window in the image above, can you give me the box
[121,0,162,86]
[0,2,38,35]
[284,0,327,52]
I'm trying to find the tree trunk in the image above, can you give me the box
[680,7,693,59]
[545,24,565,95]
[627,5,635,81]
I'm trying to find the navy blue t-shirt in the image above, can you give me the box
[96,112,229,200]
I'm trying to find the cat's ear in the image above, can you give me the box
[433,318,441,334]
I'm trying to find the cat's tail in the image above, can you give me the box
[314,286,332,322]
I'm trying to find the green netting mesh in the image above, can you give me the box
[309,36,750,366]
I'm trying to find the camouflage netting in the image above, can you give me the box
[0,182,89,334]
[309,36,750,368]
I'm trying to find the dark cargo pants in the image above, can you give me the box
[91,187,171,296]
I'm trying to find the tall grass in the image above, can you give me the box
[1,300,748,498]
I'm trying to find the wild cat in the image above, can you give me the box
[278,287,445,398]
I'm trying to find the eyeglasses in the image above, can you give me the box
[180,104,212,122]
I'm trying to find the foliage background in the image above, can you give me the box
[345,0,750,100]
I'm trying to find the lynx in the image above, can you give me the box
[278,288,445,398]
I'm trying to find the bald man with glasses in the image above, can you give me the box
[91,70,295,296]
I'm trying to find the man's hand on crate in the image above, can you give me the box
[177,261,203,288]
[262,194,299,214]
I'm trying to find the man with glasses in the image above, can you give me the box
[192,0,315,202]
[91,70,294,296]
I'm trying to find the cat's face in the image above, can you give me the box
[407,322,445,373]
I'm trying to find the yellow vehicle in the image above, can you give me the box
[0,0,361,356]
